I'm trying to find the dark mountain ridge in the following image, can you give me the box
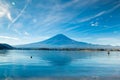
[0,43,13,49]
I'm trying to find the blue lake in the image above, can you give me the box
[0,50,120,79]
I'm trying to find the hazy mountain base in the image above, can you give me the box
[0,34,119,51]
[16,34,120,50]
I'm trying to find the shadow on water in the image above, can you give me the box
[42,51,72,66]
[0,50,9,56]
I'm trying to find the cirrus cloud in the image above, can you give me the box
[0,35,20,40]
[0,1,12,21]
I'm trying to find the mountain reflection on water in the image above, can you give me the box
[0,50,120,78]
[42,52,72,66]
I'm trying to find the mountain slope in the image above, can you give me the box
[17,34,115,49]
[0,43,13,49]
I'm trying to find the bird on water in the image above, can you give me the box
[107,51,110,55]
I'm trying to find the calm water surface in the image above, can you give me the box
[0,50,120,78]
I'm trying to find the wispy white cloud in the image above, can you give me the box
[76,37,120,46]
[77,3,120,23]
[91,22,99,27]
[0,1,12,21]
[65,26,80,32]
[13,29,21,35]
[95,37,120,46]
[90,24,120,33]
[12,22,24,35]
[0,36,20,40]
[57,0,79,10]
[78,11,106,23]
[106,3,120,14]
[55,0,98,11]
[24,31,30,36]
[70,2,120,34]
[8,0,31,29]
[7,12,12,21]
[34,0,99,31]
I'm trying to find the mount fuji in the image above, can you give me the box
[16,34,116,49]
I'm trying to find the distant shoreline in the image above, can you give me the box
[11,48,120,51]
[1,47,120,51]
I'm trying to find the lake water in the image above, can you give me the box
[0,50,120,79]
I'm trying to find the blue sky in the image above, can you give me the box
[0,0,120,45]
